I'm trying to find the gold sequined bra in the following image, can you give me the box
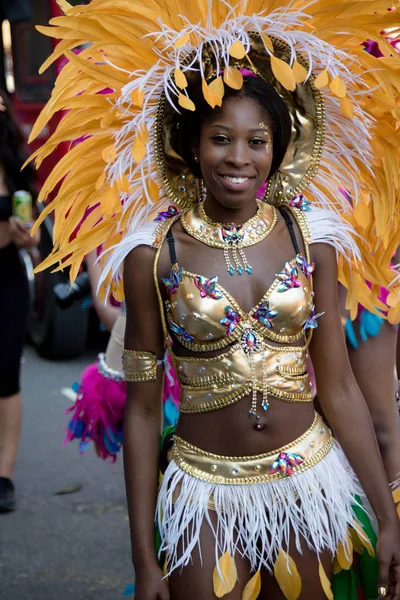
[154,204,318,415]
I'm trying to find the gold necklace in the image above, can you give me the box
[181,201,277,276]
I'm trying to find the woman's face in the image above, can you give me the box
[197,96,273,211]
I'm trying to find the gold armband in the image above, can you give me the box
[122,349,158,382]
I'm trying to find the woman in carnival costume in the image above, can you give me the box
[28,0,400,598]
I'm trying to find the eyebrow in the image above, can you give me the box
[210,124,269,133]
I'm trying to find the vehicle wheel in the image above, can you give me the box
[26,216,89,359]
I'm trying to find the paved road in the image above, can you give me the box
[0,345,133,600]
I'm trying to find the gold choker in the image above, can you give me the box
[181,201,277,276]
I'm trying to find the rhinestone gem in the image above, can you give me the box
[187,293,194,300]
[178,186,186,193]
[180,174,186,180]
[211,464,218,472]
[296,358,301,364]
[187,395,192,400]
[180,313,187,320]
[280,327,286,333]
[245,265,252,274]
[303,287,308,292]
[178,365,183,371]
[299,307,304,313]
[207,333,214,340]
[320,427,326,434]
[255,465,262,472]
[205,393,212,400]
[232,468,239,475]
[276,357,281,363]
[237,265,243,275]
[226,362,232,369]
[193,312,200,319]
[199,367,205,375]
[172,301,178,308]
[299,384,304,392]
[254,423,265,431]
[228,266,235,276]
[310,441,315,448]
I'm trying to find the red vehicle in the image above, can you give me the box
[3,0,91,358]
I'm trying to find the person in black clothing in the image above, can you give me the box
[0,90,38,511]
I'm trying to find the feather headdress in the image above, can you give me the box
[28,0,400,316]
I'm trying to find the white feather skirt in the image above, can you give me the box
[157,439,367,576]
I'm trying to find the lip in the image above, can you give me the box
[217,174,256,192]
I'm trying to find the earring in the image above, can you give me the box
[194,155,199,162]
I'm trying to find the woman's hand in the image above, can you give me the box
[377,522,400,599]
[134,562,170,600]
[9,217,39,249]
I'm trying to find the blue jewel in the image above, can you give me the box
[245,265,252,274]
[249,410,256,417]
[262,401,269,411]
[237,265,243,275]
[228,266,235,276]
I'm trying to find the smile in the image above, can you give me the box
[218,174,255,192]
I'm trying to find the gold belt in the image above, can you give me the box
[172,413,332,485]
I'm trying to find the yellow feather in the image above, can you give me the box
[202,79,222,108]
[292,60,308,84]
[270,56,296,91]
[102,144,117,164]
[242,571,261,600]
[393,488,400,504]
[209,76,225,99]
[318,560,333,600]
[56,0,72,14]
[148,179,159,202]
[174,68,188,89]
[340,96,354,119]
[274,549,302,600]
[132,138,147,163]
[223,66,244,90]
[117,174,131,194]
[329,75,347,98]
[333,558,342,575]
[213,552,237,598]
[175,33,190,49]
[229,40,247,59]
[397,503,400,520]
[96,171,107,191]
[336,535,353,571]
[64,50,127,89]
[261,33,274,53]
[352,520,375,558]
[314,68,329,90]
[131,88,144,108]
[353,202,371,229]
[178,93,196,111]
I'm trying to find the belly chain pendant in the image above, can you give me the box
[240,326,268,417]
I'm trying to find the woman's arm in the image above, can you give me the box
[86,249,120,331]
[309,243,400,596]
[123,245,169,600]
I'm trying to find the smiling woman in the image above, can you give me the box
[28,1,400,599]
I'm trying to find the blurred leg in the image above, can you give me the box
[0,392,22,479]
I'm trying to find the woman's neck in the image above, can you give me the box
[202,196,258,225]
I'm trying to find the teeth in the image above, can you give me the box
[223,176,249,184]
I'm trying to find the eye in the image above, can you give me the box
[212,134,230,144]
[250,137,269,146]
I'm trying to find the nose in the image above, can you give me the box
[225,140,250,168]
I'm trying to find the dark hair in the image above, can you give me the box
[172,75,292,180]
[0,89,36,197]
